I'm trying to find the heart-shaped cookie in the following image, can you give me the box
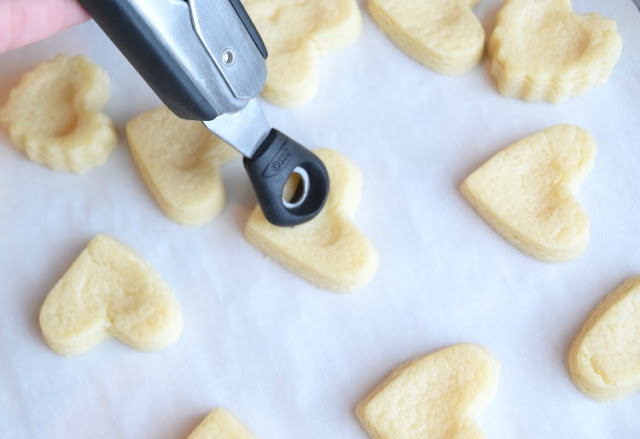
[367,0,485,74]
[244,148,378,292]
[488,0,622,102]
[39,235,183,356]
[0,54,117,173]
[356,344,500,439]
[126,107,238,226]
[187,409,258,439]
[568,276,640,401]
[460,125,595,262]
[242,0,361,106]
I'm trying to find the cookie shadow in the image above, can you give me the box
[479,3,501,42]
[222,162,256,232]
[157,410,208,439]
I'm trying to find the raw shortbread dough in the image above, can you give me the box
[460,125,595,262]
[126,107,238,226]
[0,54,117,172]
[39,235,183,356]
[356,343,500,439]
[488,0,622,102]
[242,0,361,106]
[367,0,485,74]
[187,409,258,439]
[245,148,378,292]
[568,276,640,401]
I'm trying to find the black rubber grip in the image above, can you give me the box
[244,130,329,226]
[77,0,218,121]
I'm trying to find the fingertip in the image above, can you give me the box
[64,0,90,26]
[0,0,91,54]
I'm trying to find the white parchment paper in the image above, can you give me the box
[1,1,639,438]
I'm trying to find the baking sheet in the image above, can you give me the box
[1,0,639,437]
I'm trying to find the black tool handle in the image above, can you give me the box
[244,130,329,226]
[77,0,268,121]
[77,0,217,120]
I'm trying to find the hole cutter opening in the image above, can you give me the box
[282,166,310,209]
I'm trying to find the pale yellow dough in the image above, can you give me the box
[367,0,485,74]
[187,409,258,439]
[460,125,595,262]
[126,107,238,226]
[356,343,500,439]
[568,276,640,401]
[245,148,378,292]
[39,235,183,356]
[488,0,622,102]
[242,0,361,106]
[0,54,117,172]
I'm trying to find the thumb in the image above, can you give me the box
[0,0,89,53]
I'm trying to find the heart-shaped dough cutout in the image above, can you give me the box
[39,235,183,356]
[568,276,640,401]
[356,344,500,439]
[245,148,378,292]
[126,107,238,226]
[187,409,258,439]
[367,0,485,74]
[0,54,117,173]
[242,0,361,106]
[460,125,595,262]
[488,0,622,102]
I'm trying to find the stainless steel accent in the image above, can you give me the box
[124,0,266,115]
[188,0,266,100]
[204,99,271,157]
[222,49,236,66]
[121,0,272,158]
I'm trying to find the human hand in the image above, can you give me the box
[0,0,88,54]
